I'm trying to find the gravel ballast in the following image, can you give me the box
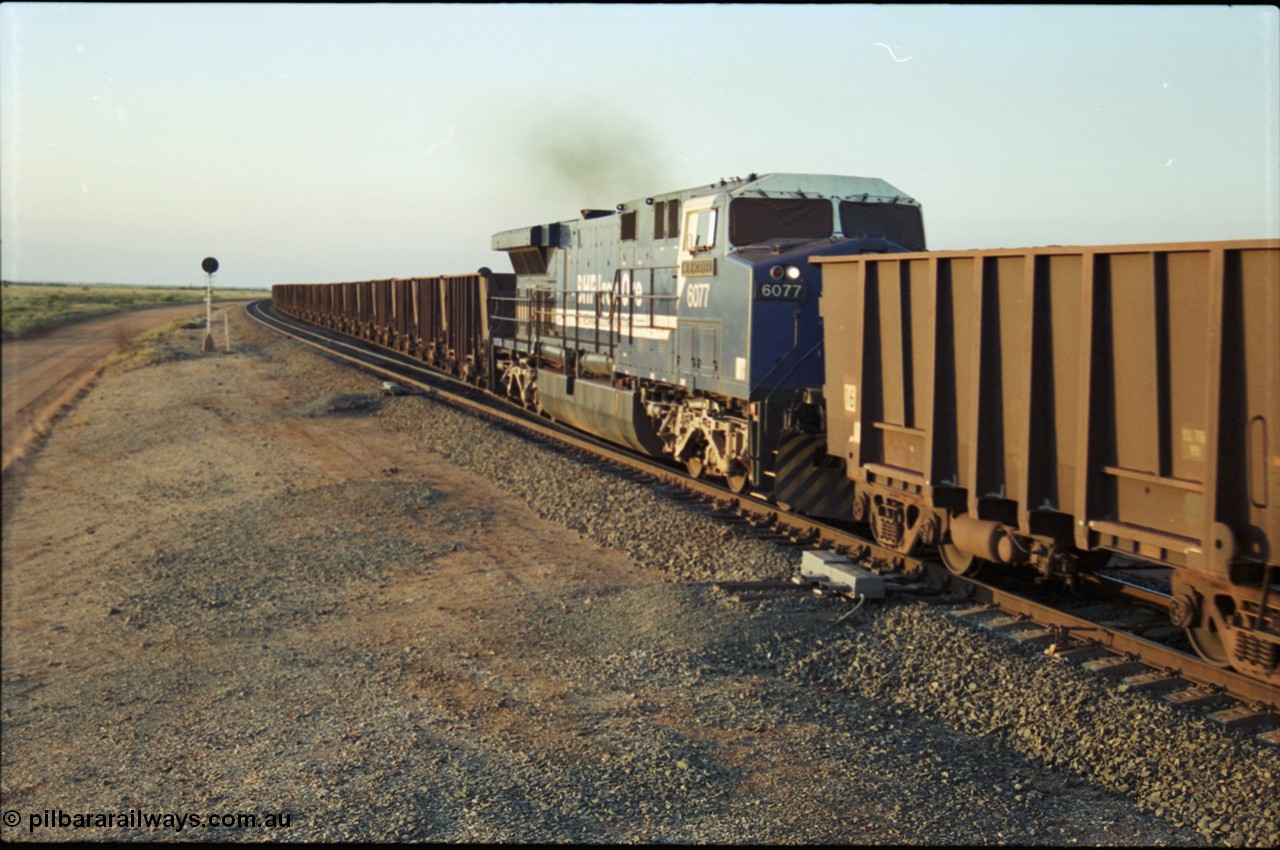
[1,307,1275,844]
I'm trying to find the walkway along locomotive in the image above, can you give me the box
[271,173,1279,687]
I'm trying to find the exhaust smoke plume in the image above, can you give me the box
[522,111,673,212]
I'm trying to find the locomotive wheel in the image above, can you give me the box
[940,540,982,577]
[685,456,704,479]
[725,463,749,494]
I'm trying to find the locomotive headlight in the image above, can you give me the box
[786,265,802,280]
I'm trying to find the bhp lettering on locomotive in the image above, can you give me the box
[574,272,612,307]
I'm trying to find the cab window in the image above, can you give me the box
[684,208,717,253]
[838,201,926,250]
[729,198,832,246]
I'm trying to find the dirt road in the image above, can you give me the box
[1,304,223,473]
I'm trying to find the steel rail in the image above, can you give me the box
[245,300,1279,712]
[955,575,1278,710]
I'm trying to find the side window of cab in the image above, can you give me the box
[684,208,718,253]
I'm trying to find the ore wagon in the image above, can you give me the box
[815,240,1280,683]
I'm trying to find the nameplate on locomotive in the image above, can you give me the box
[681,258,716,277]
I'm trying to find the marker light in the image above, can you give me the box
[769,265,785,280]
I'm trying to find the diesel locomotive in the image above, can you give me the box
[487,173,924,509]
[271,172,1279,687]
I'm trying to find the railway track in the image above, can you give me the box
[245,299,1280,737]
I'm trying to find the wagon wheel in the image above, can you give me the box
[939,538,983,577]
[1185,615,1233,669]
[1169,581,1233,668]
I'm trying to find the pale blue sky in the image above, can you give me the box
[2,3,1276,288]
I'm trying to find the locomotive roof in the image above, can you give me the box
[655,172,918,206]
[493,173,919,251]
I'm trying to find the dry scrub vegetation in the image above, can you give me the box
[1,282,265,339]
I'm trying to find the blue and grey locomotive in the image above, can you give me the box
[488,173,924,510]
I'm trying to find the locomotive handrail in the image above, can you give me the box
[513,269,681,374]
[611,267,680,343]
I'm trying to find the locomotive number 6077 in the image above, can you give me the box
[756,282,805,301]
[685,283,711,308]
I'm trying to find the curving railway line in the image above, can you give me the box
[246,298,1280,727]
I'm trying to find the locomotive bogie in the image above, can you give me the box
[644,393,753,486]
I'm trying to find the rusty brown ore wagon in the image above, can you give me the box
[272,271,515,390]
[815,240,1280,685]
